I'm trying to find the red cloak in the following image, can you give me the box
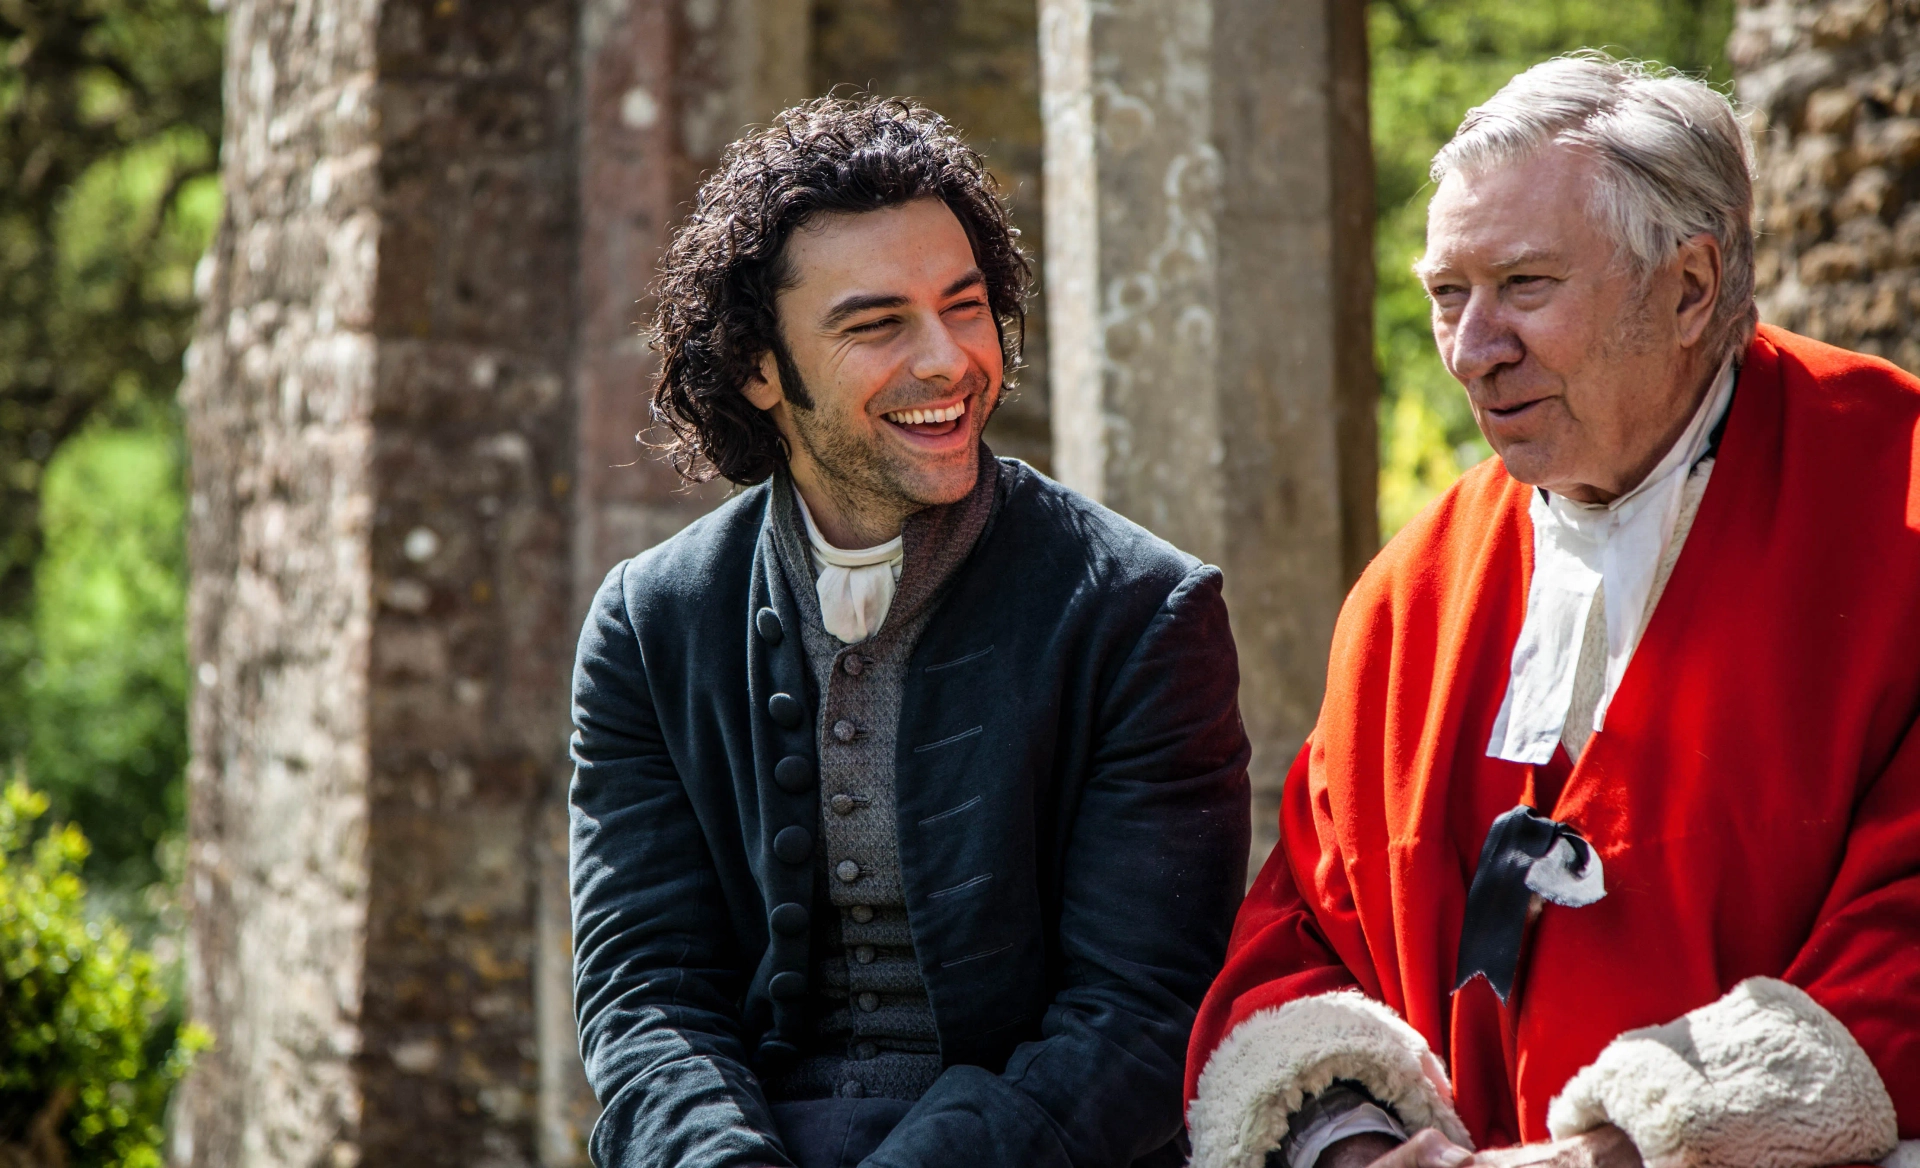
[1187,325,1920,1148]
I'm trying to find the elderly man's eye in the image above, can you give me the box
[1427,283,1468,304]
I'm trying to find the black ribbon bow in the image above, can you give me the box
[1453,805,1600,1003]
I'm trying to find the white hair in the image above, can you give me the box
[1430,52,1758,356]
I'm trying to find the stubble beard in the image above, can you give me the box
[782,366,994,533]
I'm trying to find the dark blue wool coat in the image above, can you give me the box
[569,458,1251,1168]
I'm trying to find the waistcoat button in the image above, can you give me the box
[854,945,875,964]
[849,905,874,923]
[773,755,814,793]
[854,1042,878,1060]
[773,826,813,864]
[769,902,809,936]
[842,655,864,676]
[829,793,860,816]
[768,693,804,729]
[755,607,783,645]
[832,718,858,742]
[857,992,879,1012]
[835,859,861,883]
[838,1081,866,1099]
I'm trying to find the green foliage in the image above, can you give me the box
[1369,0,1735,535]
[0,780,206,1167]
[0,0,218,892]
[0,0,222,799]
[24,419,187,896]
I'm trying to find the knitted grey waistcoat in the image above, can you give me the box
[762,452,1000,1104]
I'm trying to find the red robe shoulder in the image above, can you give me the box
[1185,326,1920,1168]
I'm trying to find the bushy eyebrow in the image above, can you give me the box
[821,293,907,329]
[819,269,987,330]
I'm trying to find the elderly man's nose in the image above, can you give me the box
[1448,290,1523,381]
[909,318,970,385]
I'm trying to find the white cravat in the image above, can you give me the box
[793,491,904,644]
[1487,355,1736,765]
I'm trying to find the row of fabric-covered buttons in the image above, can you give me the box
[756,604,813,1069]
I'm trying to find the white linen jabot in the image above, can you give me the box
[793,490,904,644]
[1487,355,1736,765]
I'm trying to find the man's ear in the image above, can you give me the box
[743,348,784,412]
[1672,232,1723,349]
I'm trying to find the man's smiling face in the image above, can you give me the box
[1420,144,1715,504]
[745,196,1003,545]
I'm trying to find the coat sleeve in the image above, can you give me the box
[864,564,1254,1168]
[1182,744,1470,1168]
[1548,707,1920,1164]
[569,562,789,1168]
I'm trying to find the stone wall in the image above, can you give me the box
[1735,0,1920,367]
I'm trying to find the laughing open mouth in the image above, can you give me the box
[881,400,967,435]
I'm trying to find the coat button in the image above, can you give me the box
[769,693,804,729]
[756,607,783,645]
[857,992,880,1012]
[854,945,875,964]
[849,904,873,923]
[774,756,814,793]
[832,718,858,742]
[842,655,864,676]
[773,826,813,864]
[835,859,861,883]
[756,1038,800,1070]
[770,903,809,936]
[769,971,807,1000]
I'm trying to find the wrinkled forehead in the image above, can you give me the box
[1419,146,1610,275]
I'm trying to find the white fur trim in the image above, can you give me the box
[1546,977,1896,1168]
[1881,1141,1920,1168]
[1187,992,1471,1168]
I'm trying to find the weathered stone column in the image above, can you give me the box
[1038,0,1377,866]
[181,0,580,1163]
[1735,0,1920,370]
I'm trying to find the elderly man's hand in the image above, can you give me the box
[1325,1129,1471,1168]
[1466,1126,1641,1168]
[1319,1125,1642,1168]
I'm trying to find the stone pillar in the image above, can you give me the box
[181,0,580,1163]
[1735,0,1920,370]
[1038,0,1376,866]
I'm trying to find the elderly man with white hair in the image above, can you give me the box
[1182,52,1920,1168]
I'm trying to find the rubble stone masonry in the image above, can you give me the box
[1736,0,1920,368]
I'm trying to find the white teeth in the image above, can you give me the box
[886,402,965,425]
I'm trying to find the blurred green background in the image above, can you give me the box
[0,0,1734,942]
[1,0,222,935]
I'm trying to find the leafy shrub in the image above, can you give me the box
[0,780,204,1168]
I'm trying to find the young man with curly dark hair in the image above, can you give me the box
[567,96,1251,1168]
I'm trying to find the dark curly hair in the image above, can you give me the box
[649,95,1032,485]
